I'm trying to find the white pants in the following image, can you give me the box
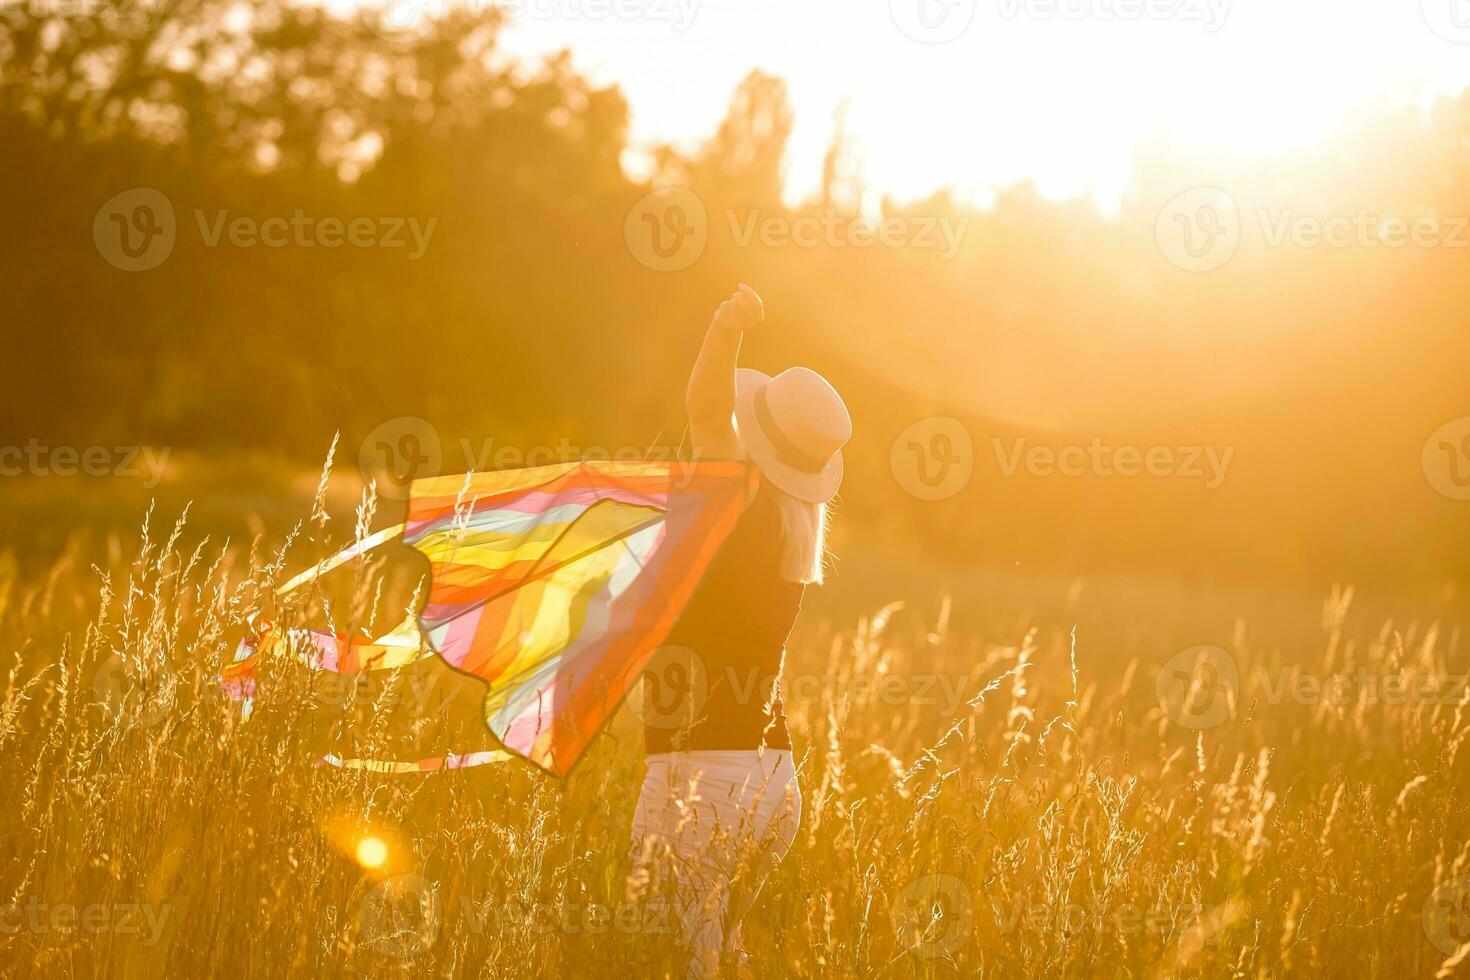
[627,750,801,978]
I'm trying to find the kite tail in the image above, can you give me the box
[317,750,513,773]
[222,523,412,710]
[222,522,510,771]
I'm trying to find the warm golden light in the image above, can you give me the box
[499,1,1470,209]
[9,0,1470,974]
[355,836,390,870]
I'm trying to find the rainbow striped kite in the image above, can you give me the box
[226,459,756,776]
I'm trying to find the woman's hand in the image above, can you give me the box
[711,284,764,335]
[687,285,761,459]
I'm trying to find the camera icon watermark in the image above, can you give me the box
[359,874,439,959]
[95,188,437,270]
[1157,645,1468,730]
[359,416,443,501]
[1156,644,1238,730]
[94,188,176,272]
[629,645,709,730]
[1158,190,1468,271]
[358,0,444,42]
[1423,417,1470,501]
[890,417,975,501]
[889,0,976,43]
[624,188,709,272]
[1422,0,1470,43]
[893,874,973,957]
[1423,874,1470,956]
[1155,187,1241,273]
[92,653,172,730]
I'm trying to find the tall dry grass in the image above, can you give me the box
[2,481,1469,978]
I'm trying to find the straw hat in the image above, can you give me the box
[733,367,851,504]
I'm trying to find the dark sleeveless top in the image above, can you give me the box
[643,485,805,753]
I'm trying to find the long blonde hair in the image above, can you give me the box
[773,490,830,585]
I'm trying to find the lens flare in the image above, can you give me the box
[355,836,390,870]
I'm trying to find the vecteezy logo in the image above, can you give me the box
[1422,0,1470,43]
[623,188,708,272]
[889,0,976,43]
[1423,875,1470,955]
[893,875,972,958]
[359,0,444,42]
[890,417,974,501]
[85,0,172,32]
[92,653,171,730]
[359,874,439,959]
[93,188,176,272]
[1155,187,1241,273]
[358,417,443,501]
[1423,417,1470,501]
[1156,645,1238,730]
[630,645,708,730]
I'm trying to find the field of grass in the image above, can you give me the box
[3,465,1470,978]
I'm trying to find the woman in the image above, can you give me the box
[627,284,852,977]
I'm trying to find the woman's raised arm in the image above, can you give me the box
[686,284,763,459]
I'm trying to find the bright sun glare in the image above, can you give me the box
[355,836,390,870]
[490,0,1470,211]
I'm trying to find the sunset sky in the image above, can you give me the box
[491,0,1470,212]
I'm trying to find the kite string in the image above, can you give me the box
[645,371,690,460]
